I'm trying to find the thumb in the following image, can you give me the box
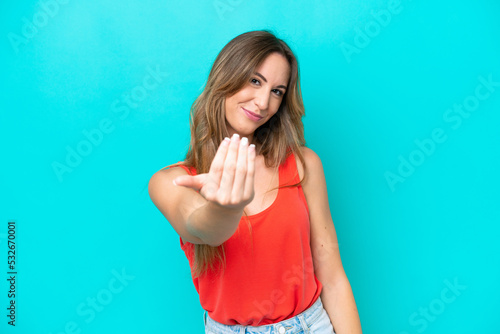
[173,174,205,192]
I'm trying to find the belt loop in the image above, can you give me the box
[298,313,309,333]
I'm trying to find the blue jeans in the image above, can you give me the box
[204,296,336,334]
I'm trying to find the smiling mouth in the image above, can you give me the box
[242,107,263,121]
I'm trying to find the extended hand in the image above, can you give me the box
[173,134,256,211]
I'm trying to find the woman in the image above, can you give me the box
[148,30,362,333]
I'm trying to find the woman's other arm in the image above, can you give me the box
[298,147,363,334]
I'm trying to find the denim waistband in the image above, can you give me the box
[204,296,325,334]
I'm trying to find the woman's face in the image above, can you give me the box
[224,52,290,143]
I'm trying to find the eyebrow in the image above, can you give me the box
[254,72,287,90]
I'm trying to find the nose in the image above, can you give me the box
[254,89,270,111]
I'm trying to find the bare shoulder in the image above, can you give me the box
[294,146,324,181]
[148,165,187,191]
[148,165,188,212]
[148,163,205,245]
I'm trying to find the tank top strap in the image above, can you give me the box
[172,162,196,175]
[280,150,300,187]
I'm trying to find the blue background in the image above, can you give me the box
[1,0,499,333]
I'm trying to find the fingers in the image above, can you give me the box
[231,136,248,200]
[209,136,231,184]
[181,133,255,209]
[244,143,256,201]
[218,134,240,201]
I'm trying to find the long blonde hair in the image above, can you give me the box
[164,30,308,278]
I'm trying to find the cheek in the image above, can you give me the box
[224,99,240,124]
[227,95,240,110]
[270,99,283,113]
[265,109,280,123]
[224,98,235,115]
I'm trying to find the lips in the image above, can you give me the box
[242,107,263,121]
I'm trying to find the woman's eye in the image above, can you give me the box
[251,78,283,97]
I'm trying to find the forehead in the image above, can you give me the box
[255,53,290,84]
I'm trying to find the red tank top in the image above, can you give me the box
[176,150,323,326]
